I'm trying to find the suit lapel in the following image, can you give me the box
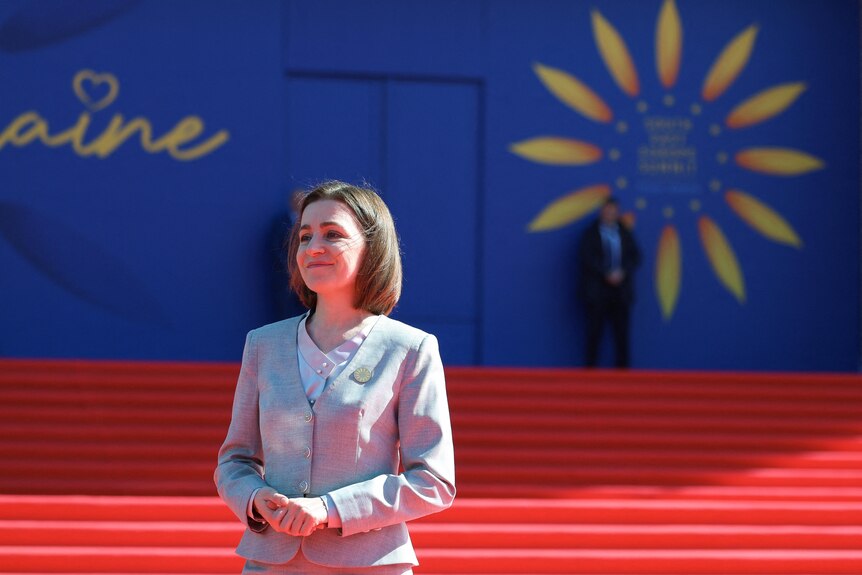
[315,315,389,405]
[276,315,312,408]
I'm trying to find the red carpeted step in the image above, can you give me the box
[0,496,235,522]
[0,388,233,410]
[5,496,861,527]
[3,520,861,551]
[0,358,236,380]
[7,387,857,418]
[0,461,215,481]
[0,546,243,573]
[0,478,215,497]
[0,521,243,547]
[410,523,862,550]
[416,499,862,526]
[448,395,862,420]
[453,447,862,469]
[456,465,862,488]
[6,361,862,402]
[450,412,862,434]
[446,372,862,402]
[2,469,858,498]
[0,405,228,426]
[5,428,858,457]
[0,421,225,443]
[3,447,857,480]
[2,360,861,575]
[0,491,859,574]
[0,441,216,462]
[455,484,862,501]
[452,428,862,451]
[4,545,862,575]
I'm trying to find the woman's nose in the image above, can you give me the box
[305,234,325,254]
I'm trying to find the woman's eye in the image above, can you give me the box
[299,234,311,243]
[326,231,343,239]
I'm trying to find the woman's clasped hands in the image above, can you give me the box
[253,486,328,536]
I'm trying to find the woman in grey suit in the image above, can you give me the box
[215,181,456,574]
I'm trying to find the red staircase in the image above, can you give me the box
[0,359,860,573]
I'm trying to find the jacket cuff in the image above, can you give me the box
[246,487,269,532]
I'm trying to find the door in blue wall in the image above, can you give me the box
[285,75,481,365]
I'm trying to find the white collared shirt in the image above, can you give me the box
[296,312,379,405]
[599,222,622,272]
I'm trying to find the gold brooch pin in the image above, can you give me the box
[352,367,373,383]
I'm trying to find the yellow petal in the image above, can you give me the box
[509,137,603,166]
[528,184,611,232]
[655,224,681,320]
[735,147,824,176]
[620,211,636,229]
[726,83,806,129]
[656,0,682,89]
[702,25,758,102]
[533,62,613,123]
[725,190,802,248]
[699,216,745,303]
[591,10,640,97]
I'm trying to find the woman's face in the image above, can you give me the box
[297,199,367,301]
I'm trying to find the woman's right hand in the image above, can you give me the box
[252,486,290,525]
[273,496,328,537]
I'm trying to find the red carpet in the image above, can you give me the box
[0,359,860,573]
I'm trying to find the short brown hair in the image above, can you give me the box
[287,181,402,315]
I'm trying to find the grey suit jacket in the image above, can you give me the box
[214,314,456,567]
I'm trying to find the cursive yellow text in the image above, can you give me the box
[0,70,229,161]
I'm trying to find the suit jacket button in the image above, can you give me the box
[304,446,312,459]
[299,480,309,493]
[304,412,313,422]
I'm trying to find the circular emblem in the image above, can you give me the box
[352,367,373,383]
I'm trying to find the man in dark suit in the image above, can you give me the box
[578,198,641,368]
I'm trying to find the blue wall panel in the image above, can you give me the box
[284,75,481,365]
[480,0,860,371]
[0,0,283,360]
[286,76,384,187]
[284,0,483,79]
[384,80,480,365]
[1,0,859,371]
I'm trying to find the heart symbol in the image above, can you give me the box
[73,70,119,112]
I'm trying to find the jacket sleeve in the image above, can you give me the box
[327,333,456,536]
[579,226,604,277]
[214,330,269,531]
[622,227,642,273]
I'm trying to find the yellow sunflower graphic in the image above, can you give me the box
[511,0,823,320]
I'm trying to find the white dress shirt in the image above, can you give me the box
[599,222,622,272]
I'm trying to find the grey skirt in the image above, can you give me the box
[243,549,413,575]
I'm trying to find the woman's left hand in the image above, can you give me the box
[273,497,328,536]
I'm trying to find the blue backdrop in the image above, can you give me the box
[1,0,859,371]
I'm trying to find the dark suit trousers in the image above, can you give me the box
[584,286,631,368]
